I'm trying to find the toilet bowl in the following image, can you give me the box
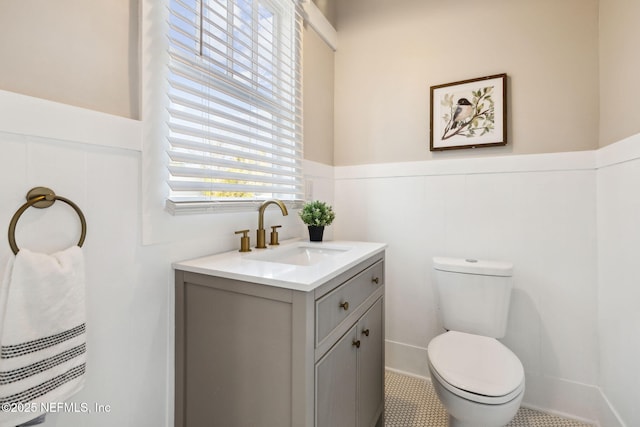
[429,257,525,426]
[427,331,525,427]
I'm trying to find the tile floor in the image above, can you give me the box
[385,370,594,426]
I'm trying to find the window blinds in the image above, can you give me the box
[166,0,304,208]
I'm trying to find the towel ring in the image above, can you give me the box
[8,187,87,255]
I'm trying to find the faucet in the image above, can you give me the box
[256,199,288,248]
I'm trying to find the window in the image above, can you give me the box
[166,0,303,213]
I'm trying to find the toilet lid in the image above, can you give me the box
[427,331,524,397]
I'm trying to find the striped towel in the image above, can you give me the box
[0,246,86,426]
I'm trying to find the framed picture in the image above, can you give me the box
[430,73,507,151]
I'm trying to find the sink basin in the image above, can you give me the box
[246,243,351,266]
[173,239,387,290]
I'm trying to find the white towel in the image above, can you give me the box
[0,246,86,427]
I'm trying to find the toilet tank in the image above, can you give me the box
[433,257,513,338]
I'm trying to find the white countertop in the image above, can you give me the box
[172,239,387,291]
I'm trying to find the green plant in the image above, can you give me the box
[299,200,335,226]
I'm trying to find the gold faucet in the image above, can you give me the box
[256,199,288,249]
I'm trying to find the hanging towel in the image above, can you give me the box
[0,246,86,427]
[16,414,46,426]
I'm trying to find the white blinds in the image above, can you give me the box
[166,0,304,207]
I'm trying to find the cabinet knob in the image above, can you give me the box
[362,328,370,337]
[352,339,361,348]
[372,277,379,284]
[339,301,349,311]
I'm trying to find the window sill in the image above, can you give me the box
[165,199,304,215]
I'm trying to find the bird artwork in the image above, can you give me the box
[430,74,506,151]
[451,98,473,130]
[440,86,496,141]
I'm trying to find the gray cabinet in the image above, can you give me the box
[316,324,357,427]
[174,251,385,427]
[357,299,384,427]
[316,299,384,427]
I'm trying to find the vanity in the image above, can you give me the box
[173,240,386,427]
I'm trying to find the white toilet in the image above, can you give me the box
[427,257,525,427]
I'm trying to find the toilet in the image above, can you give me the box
[427,257,525,427]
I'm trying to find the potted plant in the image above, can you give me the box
[299,200,335,242]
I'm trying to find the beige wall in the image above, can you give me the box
[303,26,335,165]
[0,0,611,164]
[0,1,334,159]
[598,0,640,147]
[334,0,600,166]
[311,0,337,28]
[0,0,139,119]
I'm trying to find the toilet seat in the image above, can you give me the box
[427,331,525,405]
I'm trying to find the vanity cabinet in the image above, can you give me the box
[316,298,384,427]
[174,251,385,427]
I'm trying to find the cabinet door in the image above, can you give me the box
[316,326,358,427]
[357,298,384,427]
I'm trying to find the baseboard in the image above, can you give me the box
[384,339,430,379]
[520,402,598,426]
[521,373,601,424]
[385,366,430,383]
[384,339,618,425]
[384,366,628,427]
[522,384,627,427]
[596,388,627,427]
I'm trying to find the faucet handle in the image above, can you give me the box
[235,230,252,252]
[269,225,282,246]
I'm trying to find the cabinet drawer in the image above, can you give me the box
[315,260,383,346]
